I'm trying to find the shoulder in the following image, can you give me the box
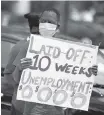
[7,40,27,62]
[12,40,26,52]
[4,40,27,74]
[13,41,29,67]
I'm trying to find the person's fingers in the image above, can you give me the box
[21,64,32,69]
[92,66,98,68]
[91,66,98,76]
[91,68,98,72]
[21,58,32,62]
[21,58,32,61]
[92,67,98,70]
[21,63,32,67]
[94,73,97,76]
[92,70,97,73]
[93,71,97,76]
[92,68,96,71]
[93,71,97,74]
[20,58,32,64]
[20,60,32,69]
[21,59,32,63]
[21,61,32,65]
[92,65,98,69]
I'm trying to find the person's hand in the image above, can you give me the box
[91,65,98,76]
[18,58,32,71]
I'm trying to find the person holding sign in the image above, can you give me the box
[13,8,64,115]
[13,8,98,115]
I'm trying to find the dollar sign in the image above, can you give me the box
[35,86,39,92]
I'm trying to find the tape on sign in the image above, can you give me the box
[71,93,87,108]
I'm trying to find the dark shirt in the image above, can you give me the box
[4,40,27,74]
[3,40,27,112]
[10,40,29,113]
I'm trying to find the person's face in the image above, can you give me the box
[39,11,59,37]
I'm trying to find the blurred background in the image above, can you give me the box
[1,1,104,115]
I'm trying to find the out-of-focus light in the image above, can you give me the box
[12,1,30,16]
[70,8,96,22]
[70,8,81,21]
[1,93,4,97]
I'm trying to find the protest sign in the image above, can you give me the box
[17,34,98,111]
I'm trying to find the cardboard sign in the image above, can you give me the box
[17,35,98,111]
